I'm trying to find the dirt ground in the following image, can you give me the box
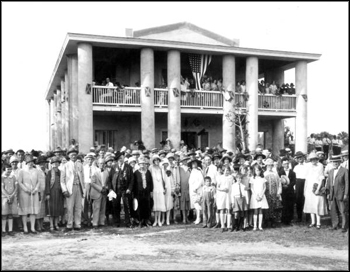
[1,216,349,270]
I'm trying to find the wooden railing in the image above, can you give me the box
[92,86,296,111]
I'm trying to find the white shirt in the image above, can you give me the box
[84,164,97,184]
[324,162,335,177]
[293,163,307,179]
[333,167,339,180]
[106,82,114,87]
[341,160,348,170]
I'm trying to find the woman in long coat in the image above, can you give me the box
[188,159,204,225]
[45,156,64,231]
[18,155,40,234]
[160,158,174,225]
[303,152,328,229]
[35,156,48,232]
[263,158,283,228]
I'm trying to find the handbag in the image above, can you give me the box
[312,183,326,196]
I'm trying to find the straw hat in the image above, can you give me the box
[308,152,319,161]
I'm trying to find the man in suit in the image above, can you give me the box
[90,158,109,228]
[341,150,348,170]
[326,155,349,232]
[60,147,85,231]
[107,151,134,228]
[278,157,296,225]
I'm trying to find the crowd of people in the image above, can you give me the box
[1,138,348,237]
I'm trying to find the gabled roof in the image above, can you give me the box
[133,22,239,47]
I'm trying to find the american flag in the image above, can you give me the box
[188,54,212,90]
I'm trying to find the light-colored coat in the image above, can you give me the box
[60,160,85,196]
[90,168,109,200]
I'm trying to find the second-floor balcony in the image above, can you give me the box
[92,86,296,115]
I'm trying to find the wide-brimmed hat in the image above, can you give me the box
[89,147,96,153]
[131,150,141,156]
[179,155,190,162]
[50,156,61,164]
[188,158,202,168]
[221,154,232,163]
[9,155,19,164]
[316,151,325,156]
[212,152,222,159]
[151,155,161,164]
[85,152,96,160]
[5,149,14,155]
[104,155,114,164]
[158,150,167,156]
[25,155,35,164]
[115,151,125,161]
[67,147,79,155]
[294,151,305,158]
[187,149,196,157]
[234,153,246,163]
[160,158,170,166]
[264,158,274,165]
[16,149,24,154]
[308,152,319,161]
[254,153,266,160]
[127,157,137,164]
[36,156,48,164]
[330,155,342,162]
[166,153,175,160]
[53,147,63,153]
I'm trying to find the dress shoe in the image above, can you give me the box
[308,224,316,228]
[92,225,99,229]
[316,225,321,230]
[30,230,38,235]
[341,228,347,233]
[23,230,29,235]
[64,228,73,232]
[258,227,264,231]
[74,227,81,231]
[331,226,338,230]
[8,231,15,236]
[202,225,207,228]
[2,232,6,237]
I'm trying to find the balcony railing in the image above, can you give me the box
[92,86,296,111]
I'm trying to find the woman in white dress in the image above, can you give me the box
[216,165,233,232]
[303,152,328,229]
[249,165,269,231]
[188,159,204,225]
[149,155,166,227]
[160,158,174,225]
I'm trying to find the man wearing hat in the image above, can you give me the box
[341,150,348,170]
[81,153,98,227]
[60,147,85,231]
[278,157,296,226]
[326,155,349,232]
[107,151,134,228]
[293,151,308,222]
[4,149,15,166]
[179,154,191,224]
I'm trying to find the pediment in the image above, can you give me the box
[134,22,239,47]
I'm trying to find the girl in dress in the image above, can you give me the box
[45,156,64,231]
[303,152,328,229]
[240,166,252,229]
[263,158,283,228]
[216,165,233,232]
[2,163,18,236]
[160,158,174,225]
[149,155,166,227]
[249,165,269,231]
[231,173,249,231]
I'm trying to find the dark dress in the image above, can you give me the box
[45,169,64,217]
[133,170,153,221]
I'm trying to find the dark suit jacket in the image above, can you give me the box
[133,170,153,196]
[107,164,134,194]
[278,168,296,197]
[326,166,349,201]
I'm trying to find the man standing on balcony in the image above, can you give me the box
[105,78,114,87]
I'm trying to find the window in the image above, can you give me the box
[95,130,118,150]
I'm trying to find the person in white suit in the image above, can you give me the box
[60,148,85,231]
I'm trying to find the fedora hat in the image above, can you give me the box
[188,158,202,168]
[114,151,125,161]
[127,157,137,164]
[166,152,175,160]
[341,150,348,156]
[50,156,61,164]
[187,149,196,156]
[138,156,148,165]
[179,155,190,162]
[25,154,35,164]
[16,149,24,154]
[85,152,96,160]
[254,153,266,160]
[36,156,48,165]
[131,150,141,156]
[308,152,319,161]
[330,155,342,162]
[294,151,305,158]
[53,147,63,153]
[67,147,79,155]
[158,150,167,156]
[212,152,222,159]
[104,155,114,164]
[5,149,14,155]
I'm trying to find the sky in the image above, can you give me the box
[2,2,349,152]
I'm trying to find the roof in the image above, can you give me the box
[133,22,239,47]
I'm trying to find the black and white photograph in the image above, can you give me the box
[2,2,348,270]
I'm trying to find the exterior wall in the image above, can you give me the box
[258,120,273,150]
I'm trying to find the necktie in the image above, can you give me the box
[206,167,209,175]
[239,183,243,198]
[89,166,92,179]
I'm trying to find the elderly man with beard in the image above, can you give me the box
[107,151,134,228]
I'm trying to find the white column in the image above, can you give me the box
[246,57,259,151]
[222,55,236,152]
[167,50,181,150]
[67,54,78,144]
[295,61,308,154]
[61,78,66,148]
[140,48,155,149]
[52,95,57,149]
[77,43,93,153]
[56,88,62,148]
[47,99,51,150]
[64,71,70,149]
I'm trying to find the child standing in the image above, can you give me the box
[202,176,215,228]
[230,173,249,231]
[216,165,233,232]
[1,163,18,236]
[249,165,269,231]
